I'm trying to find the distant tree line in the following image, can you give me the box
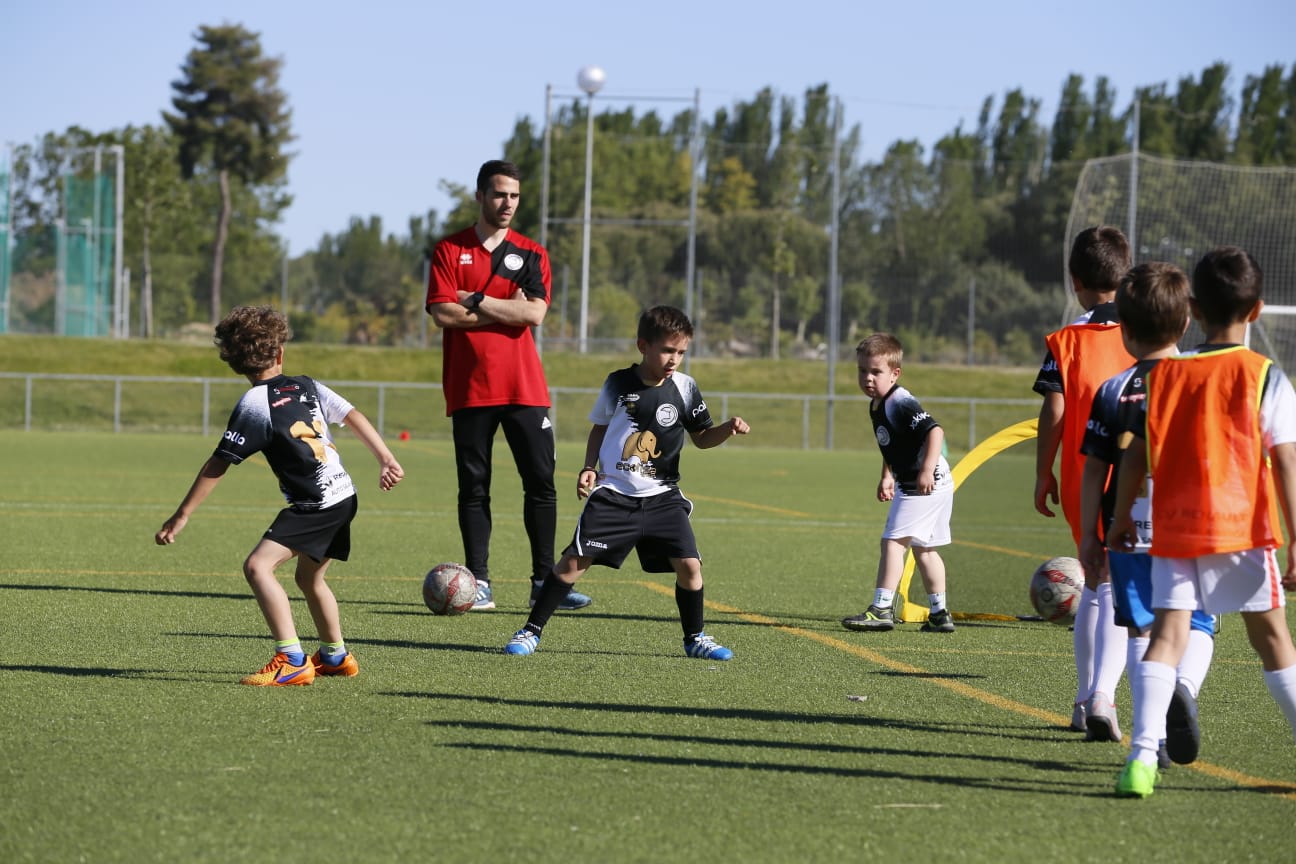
[6,22,1295,363]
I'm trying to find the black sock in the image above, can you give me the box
[676,583,704,640]
[527,572,573,632]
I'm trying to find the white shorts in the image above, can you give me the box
[882,484,953,548]
[1151,548,1287,614]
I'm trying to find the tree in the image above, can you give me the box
[120,125,201,336]
[165,23,293,324]
[1236,64,1287,165]
[1173,62,1232,161]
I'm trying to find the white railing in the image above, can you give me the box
[0,372,1038,452]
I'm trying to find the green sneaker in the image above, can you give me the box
[1115,760,1158,798]
[842,605,895,632]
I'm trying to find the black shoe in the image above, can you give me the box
[921,608,955,633]
[842,605,895,632]
[1165,681,1201,764]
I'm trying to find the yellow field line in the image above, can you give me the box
[952,539,1047,559]
[639,580,1296,801]
[685,493,812,518]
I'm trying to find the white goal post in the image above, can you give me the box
[1065,152,1296,368]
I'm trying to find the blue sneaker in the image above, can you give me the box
[504,628,540,656]
[684,632,733,661]
[530,581,592,611]
[471,581,495,611]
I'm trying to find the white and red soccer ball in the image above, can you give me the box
[1029,556,1084,625]
[422,563,477,616]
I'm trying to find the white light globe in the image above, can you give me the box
[577,65,606,96]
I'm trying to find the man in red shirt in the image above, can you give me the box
[426,159,592,612]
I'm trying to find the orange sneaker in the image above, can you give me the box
[240,652,315,686]
[309,650,359,677]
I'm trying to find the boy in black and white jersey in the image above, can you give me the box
[156,306,404,685]
[503,305,749,660]
[842,333,956,634]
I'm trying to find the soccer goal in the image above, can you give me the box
[1065,152,1296,369]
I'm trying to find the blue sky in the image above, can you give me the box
[6,0,1293,252]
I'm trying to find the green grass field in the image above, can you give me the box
[3,430,1296,863]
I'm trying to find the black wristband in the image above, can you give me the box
[465,291,485,311]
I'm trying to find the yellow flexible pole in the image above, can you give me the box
[896,418,1040,622]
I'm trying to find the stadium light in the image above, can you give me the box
[577,64,605,354]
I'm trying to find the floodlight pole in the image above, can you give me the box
[825,96,842,449]
[684,87,700,370]
[577,65,605,354]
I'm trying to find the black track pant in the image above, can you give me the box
[451,404,556,585]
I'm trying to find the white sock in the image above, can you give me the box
[1176,628,1215,699]
[873,588,895,609]
[1262,665,1296,742]
[1093,583,1129,702]
[928,592,946,613]
[1073,586,1099,704]
[1132,660,1176,762]
[1127,636,1149,715]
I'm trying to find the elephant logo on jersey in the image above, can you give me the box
[621,430,662,462]
[617,430,661,476]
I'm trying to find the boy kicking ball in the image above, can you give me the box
[156,306,404,685]
[503,305,749,660]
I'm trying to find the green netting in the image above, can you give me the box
[60,173,115,336]
[0,165,9,334]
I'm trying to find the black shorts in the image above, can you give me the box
[564,487,699,573]
[263,495,358,563]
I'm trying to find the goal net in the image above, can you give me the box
[1065,152,1296,368]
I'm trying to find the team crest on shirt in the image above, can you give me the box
[656,404,678,427]
[504,253,524,271]
[876,427,891,446]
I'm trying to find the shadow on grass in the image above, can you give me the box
[391,690,1082,741]
[876,669,987,681]
[423,718,1087,772]
[0,662,230,682]
[427,736,1106,796]
[0,582,425,609]
[166,631,507,655]
[0,581,249,601]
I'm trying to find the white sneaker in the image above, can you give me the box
[1085,692,1121,742]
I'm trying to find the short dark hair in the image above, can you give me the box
[214,305,290,376]
[477,159,520,193]
[856,332,903,369]
[637,305,693,343]
[1191,246,1263,327]
[1069,225,1131,293]
[1116,262,1190,347]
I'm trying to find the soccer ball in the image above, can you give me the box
[422,563,478,616]
[1029,557,1084,625]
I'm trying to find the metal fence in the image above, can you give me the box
[0,372,1038,453]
